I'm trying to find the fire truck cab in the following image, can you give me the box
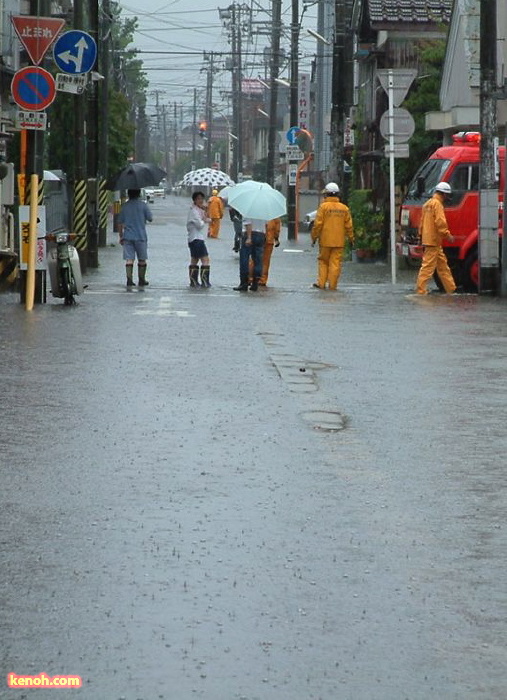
[397,132,505,291]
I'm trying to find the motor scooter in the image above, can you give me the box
[45,232,84,305]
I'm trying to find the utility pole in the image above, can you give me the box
[98,0,112,247]
[220,4,249,181]
[266,0,282,186]
[478,0,499,294]
[234,8,244,180]
[329,0,345,191]
[173,102,178,175]
[73,0,88,272]
[287,0,299,240]
[204,52,215,167]
[87,0,99,268]
[191,88,197,170]
[161,106,169,176]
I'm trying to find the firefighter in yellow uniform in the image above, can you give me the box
[311,182,354,290]
[207,190,224,238]
[415,181,456,295]
[259,218,281,286]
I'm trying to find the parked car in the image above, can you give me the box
[144,184,166,202]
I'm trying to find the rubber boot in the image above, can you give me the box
[249,278,260,292]
[200,265,211,287]
[189,265,200,287]
[138,263,149,286]
[126,263,135,287]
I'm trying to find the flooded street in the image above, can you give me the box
[1,196,506,699]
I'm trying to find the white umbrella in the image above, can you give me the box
[227,181,286,220]
[219,180,258,201]
[182,168,234,188]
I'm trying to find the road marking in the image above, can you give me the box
[132,295,195,317]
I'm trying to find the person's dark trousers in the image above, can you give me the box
[239,232,265,287]
[233,220,242,252]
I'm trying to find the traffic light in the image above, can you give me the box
[199,121,207,138]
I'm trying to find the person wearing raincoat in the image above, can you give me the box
[311,182,354,290]
[207,189,224,238]
[415,181,456,295]
[258,218,281,286]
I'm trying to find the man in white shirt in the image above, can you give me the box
[233,217,266,292]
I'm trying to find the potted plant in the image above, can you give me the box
[348,189,384,260]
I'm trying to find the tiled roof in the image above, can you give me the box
[368,0,453,24]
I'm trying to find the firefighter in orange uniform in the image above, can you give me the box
[259,218,281,286]
[415,181,456,295]
[311,182,354,290]
[207,189,224,238]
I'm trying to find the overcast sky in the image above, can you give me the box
[119,0,319,120]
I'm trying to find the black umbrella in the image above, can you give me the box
[106,162,167,191]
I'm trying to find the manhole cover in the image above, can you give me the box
[301,410,347,432]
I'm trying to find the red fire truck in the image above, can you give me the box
[397,132,505,291]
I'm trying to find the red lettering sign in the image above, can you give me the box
[11,16,65,65]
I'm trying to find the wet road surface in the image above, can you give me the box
[1,196,506,699]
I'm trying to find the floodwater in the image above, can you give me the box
[1,196,506,699]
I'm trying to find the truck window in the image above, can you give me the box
[449,164,479,191]
[406,159,451,199]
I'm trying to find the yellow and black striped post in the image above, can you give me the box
[73,179,88,272]
[98,177,109,246]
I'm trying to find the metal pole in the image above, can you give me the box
[287,0,298,240]
[501,126,507,296]
[329,0,345,190]
[205,53,213,167]
[267,0,282,186]
[478,0,499,294]
[191,88,197,170]
[388,70,396,284]
[73,0,88,272]
[236,13,243,179]
[98,0,111,247]
[87,0,99,268]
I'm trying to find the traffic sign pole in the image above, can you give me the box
[388,70,396,285]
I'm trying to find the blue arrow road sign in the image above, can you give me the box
[286,126,300,145]
[53,30,97,74]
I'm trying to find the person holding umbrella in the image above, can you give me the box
[227,181,286,292]
[234,216,266,291]
[187,191,212,287]
[118,189,153,287]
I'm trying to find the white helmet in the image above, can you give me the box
[324,182,340,194]
[435,182,452,195]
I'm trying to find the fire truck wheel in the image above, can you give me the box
[463,248,479,292]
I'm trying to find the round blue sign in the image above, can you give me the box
[53,30,97,75]
[11,67,56,111]
[286,126,300,145]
